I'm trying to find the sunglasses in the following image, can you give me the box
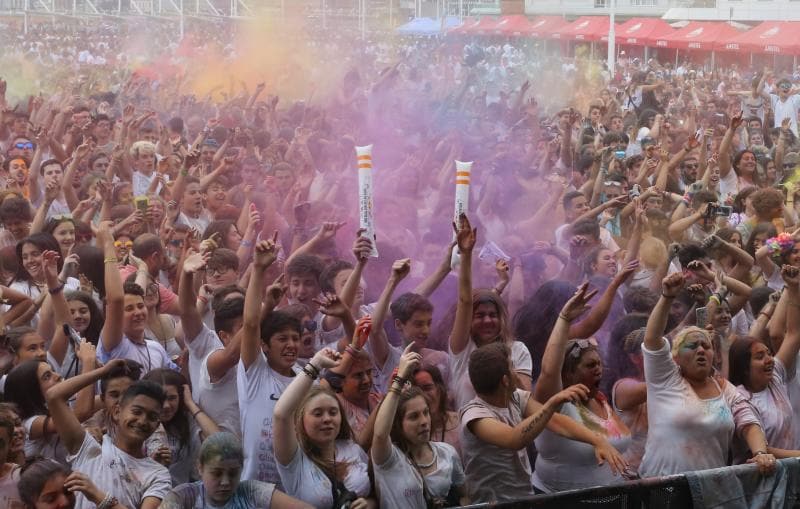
[114,240,133,249]
[603,181,623,187]
[567,337,599,358]
[303,320,317,333]
[13,142,35,150]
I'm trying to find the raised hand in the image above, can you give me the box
[199,232,220,254]
[75,339,97,369]
[352,228,374,262]
[549,383,590,407]
[397,343,422,379]
[183,250,210,274]
[42,250,61,282]
[687,260,715,282]
[453,213,477,253]
[781,264,800,287]
[64,471,105,505]
[662,272,686,298]
[496,259,510,283]
[730,110,743,130]
[559,282,598,322]
[313,292,349,319]
[615,259,640,283]
[310,347,341,370]
[352,316,372,349]
[265,273,288,308]
[391,258,411,281]
[316,221,346,242]
[253,231,280,270]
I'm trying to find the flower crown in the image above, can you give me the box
[765,232,796,261]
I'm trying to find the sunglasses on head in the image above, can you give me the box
[567,337,599,358]
[14,142,34,150]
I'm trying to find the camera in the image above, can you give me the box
[706,204,732,218]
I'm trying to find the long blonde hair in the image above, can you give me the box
[294,386,354,481]
[471,289,512,346]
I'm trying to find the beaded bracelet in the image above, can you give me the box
[302,365,318,380]
[392,375,406,387]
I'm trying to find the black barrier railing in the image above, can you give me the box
[454,474,692,509]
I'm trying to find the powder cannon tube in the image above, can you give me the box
[356,145,379,258]
[451,160,473,268]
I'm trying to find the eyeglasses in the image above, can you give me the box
[567,337,599,358]
[303,320,317,333]
[114,240,133,249]
[603,181,622,187]
[13,142,35,150]
[207,266,234,277]
[167,239,183,247]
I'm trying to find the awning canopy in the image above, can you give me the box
[448,17,479,35]
[655,21,742,51]
[604,17,675,46]
[549,16,612,42]
[527,15,570,38]
[396,16,460,36]
[723,21,800,54]
[493,15,534,37]
[461,16,501,35]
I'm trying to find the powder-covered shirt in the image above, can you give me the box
[159,480,274,509]
[533,398,630,493]
[67,432,171,509]
[276,439,370,508]
[373,442,464,509]
[639,337,761,477]
[236,352,299,484]
[449,340,532,411]
[736,357,795,450]
[459,389,533,503]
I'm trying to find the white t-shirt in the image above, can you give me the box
[159,480,274,509]
[459,390,534,503]
[276,439,370,508]
[770,93,800,135]
[145,422,202,486]
[373,442,464,509]
[97,334,178,372]
[236,352,299,484]
[186,325,240,435]
[736,358,795,450]
[718,168,739,205]
[532,401,630,492]
[67,432,171,509]
[0,465,22,509]
[6,277,80,329]
[449,340,532,411]
[23,416,68,464]
[639,337,760,477]
[132,170,165,196]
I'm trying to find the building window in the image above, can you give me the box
[594,0,607,7]
[630,0,657,5]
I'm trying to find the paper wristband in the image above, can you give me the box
[451,160,473,269]
[356,145,379,258]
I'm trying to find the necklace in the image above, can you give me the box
[415,443,437,469]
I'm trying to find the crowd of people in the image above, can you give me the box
[3,12,800,509]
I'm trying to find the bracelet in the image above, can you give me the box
[180,169,189,176]
[344,344,361,357]
[104,257,117,264]
[240,239,254,248]
[558,313,570,321]
[388,386,402,396]
[302,364,319,380]
[661,293,677,299]
[392,375,407,387]
[759,312,772,320]
[708,295,721,306]
[48,283,65,295]
[97,494,119,509]
[753,450,769,457]
[197,296,208,304]
[192,409,203,419]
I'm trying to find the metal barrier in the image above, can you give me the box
[455,474,693,509]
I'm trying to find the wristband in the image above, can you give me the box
[708,295,721,306]
[759,312,772,320]
[344,344,361,357]
[753,450,768,457]
[48,284,65,295]
[392,375,407,387]
[240,239,253,248]
[97,495,119,509]
[661,292,677,299]
[104,257,117,264]
[197,295,208,304]
[302,365,318,380]
[558,313,570,322]
[192,409,203,418]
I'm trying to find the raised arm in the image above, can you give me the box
[240,234,279,370]
[718,111,743,179]
[569,261,638,340]
[775,266,800,375]
[178,251,211,343]
[273,348,340,465]
[645,273,685,351]
[368,258,411,367]
[413,241,455,298]
[98,221,124,354]
[46,360,125,454]
[371,345,419,465]
[448,214,477,355]
[535,284,597,403]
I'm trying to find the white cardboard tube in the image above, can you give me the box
[356,145,379,258]
[451,160,473,268]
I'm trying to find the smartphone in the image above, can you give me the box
[134,195,149,213]
[614,150,626,160]
[714,205,733,217]
[629,184,641,199]
[696,307,708,329]
[63,323,82,348]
